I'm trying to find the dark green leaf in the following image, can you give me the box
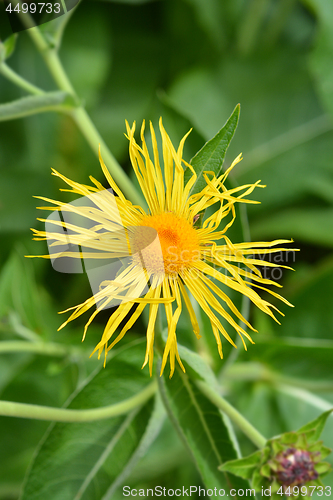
[235,382,286,441]
[251,208,333,248]
[161,330,219,389]
[158,364,250,495]
[0,169,52,234]
[185,103,240,195]
[306,0,333,119]
[176,342,219,390]
[126,417,190,485]
[185,0,226,50]
[0,34,18,63]
[0,91,79,122]
[61,10,111,109]
[101,394,165,499]
[20,341,161,500]
[0,251,56,337]
[242,335,333,384]
[166,55,333,215]
[260,256,333,342]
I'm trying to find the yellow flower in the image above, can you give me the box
[31,119,295,377]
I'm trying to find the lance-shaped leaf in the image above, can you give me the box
[40,2,80,50]
[20,341,163,500]
[158,361,251,496]
[219,450,265,479]
[0,91,79,122]
[297,409,333,442]
[184,103,240,195]
[0,34,18,63]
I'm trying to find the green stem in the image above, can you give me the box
[0,381,157,422]
[0,340,83,357]
[262,0,297,48]
[237,0,270,56]
[72,107,145,207]
[24,25,145,206]
[4,311,41,343]
[195,380,267,448]
[0,62,45,95]
[276,385,333,412]
[225,361,333,392]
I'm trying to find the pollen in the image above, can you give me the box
[133,212,201,275]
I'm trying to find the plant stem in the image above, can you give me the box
[195,380,267,448]
[24,24,145,206]
[6,311,41,342]
[71,107,145,208]
[0,340,83,357]
[225,361,333,392]
[276,385,333,412]
[262,0,297,48]
[0,381,157,422]
[0,62,45,95]
[237,0,270,56]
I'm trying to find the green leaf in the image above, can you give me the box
[126,417,190,485]
[61,10,111,109]
[315,462,331,475]
[91,394,165,500]
[297,409,333,442]
[166,54,333,217]
[251,470,263,492]
[40,9,77,50]
[0,250,56,337]
[305,0,333,119]
[161,331,219,390]
[20,341,161,500]
[0,169,52,234]
[242,335,333,384]
[185,0,226,50]
[0,91,79,122]
[251,208,333,248]
[218,450,263,479]
[185,103,240,195]
[235,382,286,441]
[259,256,333,343]
[320,446,332,460]
[0,34,18,63]
[158,364,250,494]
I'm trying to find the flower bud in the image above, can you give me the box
[275,447,319,487]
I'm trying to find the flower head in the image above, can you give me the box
[31,119,295,377]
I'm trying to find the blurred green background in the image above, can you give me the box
[1,0,333,498]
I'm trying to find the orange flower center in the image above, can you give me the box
[132,212,200,275]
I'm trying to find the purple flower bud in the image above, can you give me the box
[276,448,319,487]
